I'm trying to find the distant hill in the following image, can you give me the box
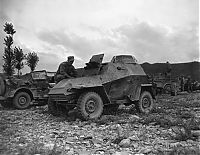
[141,61,200,82]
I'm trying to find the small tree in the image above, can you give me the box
[26,52,39,72]
[14,47,25,76]
[2,22,16,76]
[4,22,16,35]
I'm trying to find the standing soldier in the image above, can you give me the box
[54,56,77,83]
[186,76,192,92]
[180,75,185,91]
[165,61,172,80]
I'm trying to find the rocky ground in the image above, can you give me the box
[0,92,200,155]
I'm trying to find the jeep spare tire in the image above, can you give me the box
[77,92,103,120]
[136,91,154,114]
[0,76,6,96]
[13,92,31,109]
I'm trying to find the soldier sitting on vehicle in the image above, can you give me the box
[54,56,77,83]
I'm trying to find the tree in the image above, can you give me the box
[4,22,16,35]
[26,52,39,72]
[14,47,25,76]
[2,22,16,76]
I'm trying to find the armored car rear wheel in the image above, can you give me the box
[13,92,31,109]
[135,91,154,114]
[77,92,104,120]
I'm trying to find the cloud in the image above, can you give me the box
[36,21,198,69]
[0,0,198,73]
[116,22,199,63]
[37,29,119,63]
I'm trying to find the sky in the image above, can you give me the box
[0,0,199,73]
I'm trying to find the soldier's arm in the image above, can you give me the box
[59,64,72,78]
[71,66,77,77]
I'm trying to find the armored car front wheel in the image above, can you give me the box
[77,92,104,120]
[135,91,154,114]
[13,92,31,109]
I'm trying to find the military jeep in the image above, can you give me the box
[0,70,55,109]
[48,54,156,120]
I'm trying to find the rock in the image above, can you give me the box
[132,142,139,149]
[114,151,130,155]
[119,138,131,148]
[65,144,71,150]
[94,143,102,148]
[191,130,200,137]
[116,124,123,137]
[44,143,55,150]
[139,147,152,154]
[129,135,140,141]
[129,115,140,120]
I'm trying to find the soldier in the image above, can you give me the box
[180,75,185,91]
[186,76,192,92]
[165,61,172,80]
[54,56,77,83]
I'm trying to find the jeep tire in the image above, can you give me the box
[13,92,31,109]
[77,92,103,120]
[135,91,154,114]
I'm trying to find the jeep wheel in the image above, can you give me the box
[13,92,31,109]
[77,92,103,120]
[164,84,171,94]
[135,91,154,114]
[0,76,6,96]
[48,97,58,116]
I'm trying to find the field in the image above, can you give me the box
[0,92,200,155]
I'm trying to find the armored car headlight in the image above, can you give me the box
[65,83,72,92]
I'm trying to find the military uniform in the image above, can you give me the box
[55,61,77,83]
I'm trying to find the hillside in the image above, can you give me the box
[141,61,200,82]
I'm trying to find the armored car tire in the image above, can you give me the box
[135,91,154,114]
[77,92,104,120]
[13,92,31,109]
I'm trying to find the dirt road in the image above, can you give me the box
[0,92,200,155]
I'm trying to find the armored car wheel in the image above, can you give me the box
[13,92,31,109]
[77,92,104,120]
[135,91,154,114]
